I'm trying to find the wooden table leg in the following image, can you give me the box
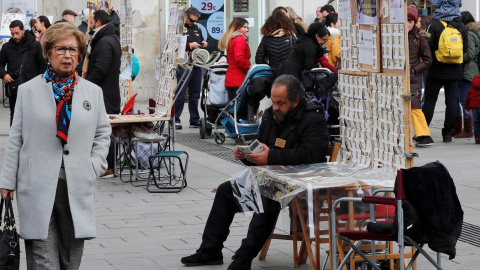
[295,197,318,270]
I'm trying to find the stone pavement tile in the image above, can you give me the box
[104,255,159,270]
[80,259,117,270]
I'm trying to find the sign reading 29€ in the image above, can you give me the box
[191,0,224,43]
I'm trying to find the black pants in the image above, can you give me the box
[422,75,459,133]
[199,181,280,260]
[226,87,238,102]
[9,93,17,126]
[106,138,115,170]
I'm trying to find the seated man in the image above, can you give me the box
[180,74,329,270]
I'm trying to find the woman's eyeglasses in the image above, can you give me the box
[53,45,79,56]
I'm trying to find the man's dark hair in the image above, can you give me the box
[324,13,338,28]
[273,75,303,102]
[9,20,24,30]
[93,10,111,25]
[185,7,201,18]
[461,11,475,26]
[320,5,335,14]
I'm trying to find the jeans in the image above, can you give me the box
[422,74,459,132]
[456,79,472,118]
[175,67,202,124]
[472,108,480,138]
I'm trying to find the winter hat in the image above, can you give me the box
[79,8,90,23]
[407,5,418,23]
[471,75,480,92]
[431,0,461,22]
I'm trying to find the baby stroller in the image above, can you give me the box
[302,68,340,142]
[199,62,229,139]
[213,64,275,145]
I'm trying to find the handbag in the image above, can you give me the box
[0,194,20,269]
[5,52,27,98]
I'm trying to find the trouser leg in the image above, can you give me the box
[227,87,239,102]
[106,137,115,170]
[199,181,241,252]
[412,109,431,137]
[174,67,193,123]
[458,79,472,118]
[9,93,17,126]
[473,109,480,138]
[234,197,281,260]
[443,79,460,131]
[422,75,443,126]
[188,68,203,124]
[25,178,85,270]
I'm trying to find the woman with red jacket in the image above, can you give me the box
[218,18,251,101]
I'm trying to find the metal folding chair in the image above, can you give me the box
[147,150,189,193]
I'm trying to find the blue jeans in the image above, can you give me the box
[456,79,472,118]
[175,67,203,124]
[472,108,480,138]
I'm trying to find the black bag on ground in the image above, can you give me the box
[0,195,20,269]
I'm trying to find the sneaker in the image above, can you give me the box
[180,250,223,266]
[189,122,200,128]
[175,123,182,130]
[415,136,434,147]
[100,169,114,178]
[228,255,252,270]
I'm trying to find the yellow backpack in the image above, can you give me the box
[435,20,463,64]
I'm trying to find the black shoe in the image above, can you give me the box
[442,129,452,143]
[415,136,434,147]
[189,122,200,128]
[181,250,223,266]
[175,123,182,130]
[228,255,252,270]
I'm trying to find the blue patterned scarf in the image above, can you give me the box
[44,65,78,144]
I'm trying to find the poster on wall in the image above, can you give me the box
[338,0,352,19]
[190,0,225,53]
[0,13,27,37]
[357,0,378,25]
[389,0,405,23]
[3,0,36,14]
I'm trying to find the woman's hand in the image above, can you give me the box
[0,189,14,200]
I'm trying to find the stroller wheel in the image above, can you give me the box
[199,118,206,139]
[206,123,213,136]
[215,133,225,144]
[235,134,245,145]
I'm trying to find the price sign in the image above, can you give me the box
[207,11,224,40]
[191,0,224,15]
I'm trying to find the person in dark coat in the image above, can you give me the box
[255,7,296,70]
[407,5,434,147]
[180,75,329,270]
[422,1,468,142]
[465,75,480,144]
[84,10,121,178]
[0,20,47,125]
[279,22,330,80]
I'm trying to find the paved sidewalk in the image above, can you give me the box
[0,91,478,269]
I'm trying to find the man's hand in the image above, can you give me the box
[466,109,471,114]
[245,144,269,165]
[3,74,13,83]
[233,146,246,160]
[190,42,202,49]
[201,41,208,48]
[0,189,14,200]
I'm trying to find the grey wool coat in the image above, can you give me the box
[0,74,111,239]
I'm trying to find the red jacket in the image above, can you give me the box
[225,33,251,88]
[466,75,480,110]
[315,56,337,73]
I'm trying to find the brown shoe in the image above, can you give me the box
[453,117,462,136]
[100,169,114,178]
[454,117,473,138]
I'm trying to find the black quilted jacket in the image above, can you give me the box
[255,34,296,69]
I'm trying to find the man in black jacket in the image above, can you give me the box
[422,16,468,142]
[0,20,46,125]
[85,10,121,177]
[181,75,329,270]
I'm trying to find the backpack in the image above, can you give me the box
[435,20,463,64]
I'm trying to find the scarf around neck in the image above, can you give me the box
[45,65,78,144]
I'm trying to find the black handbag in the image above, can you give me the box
[0,195,20,269]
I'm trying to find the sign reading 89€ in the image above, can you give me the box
[191,0,224,41]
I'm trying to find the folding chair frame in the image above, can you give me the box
[331,170,443,270]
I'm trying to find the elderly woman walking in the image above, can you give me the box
[0,23,111,269]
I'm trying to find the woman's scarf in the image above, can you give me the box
[44,64,78,144]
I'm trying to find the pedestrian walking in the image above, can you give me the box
[417,14,431,89]
[422,0,468,142]
[255,8,296,70]
[218,17,251,101]
[454,11,480,138]
[0,22,111,269]
[407,5,434,147]
[465,75,480,144]
[34,15,51,44]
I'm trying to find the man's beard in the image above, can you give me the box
[273,105,295,124]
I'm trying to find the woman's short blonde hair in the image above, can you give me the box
[42,23,87,62]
